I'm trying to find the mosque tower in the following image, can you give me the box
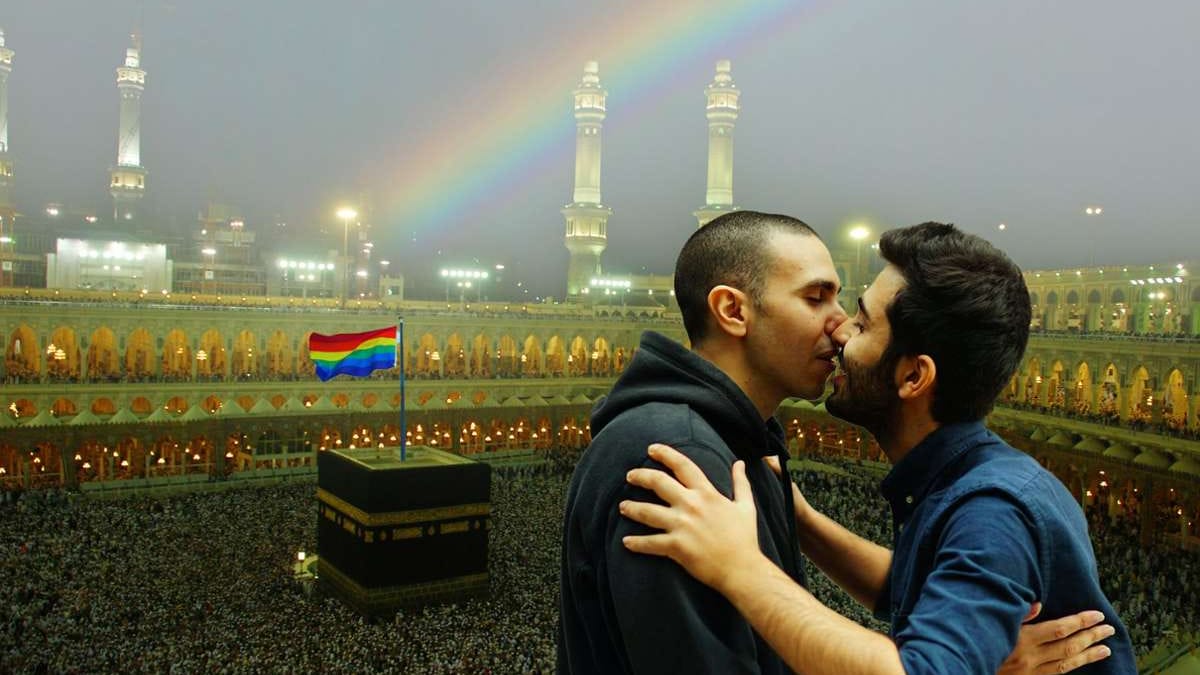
[562,61,611,298]
[0,27,14,226]
[109,33,147,228]
[694,60,739,227]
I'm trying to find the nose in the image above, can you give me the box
[831,316,854,347]
[826,301,848,334]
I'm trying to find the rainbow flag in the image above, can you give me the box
[309,327,397,382]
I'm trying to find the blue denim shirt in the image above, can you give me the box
[877,422,1136,673]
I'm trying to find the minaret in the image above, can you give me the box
[562,61,611,298]
[0,27,14,225]
[694,60,739,227]
[109,33,147,228]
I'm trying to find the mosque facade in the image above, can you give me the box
[0,31,1194,545]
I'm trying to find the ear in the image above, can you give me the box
[895,354,936,401]
[707,285,751,338]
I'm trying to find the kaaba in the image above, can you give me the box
[317,447,491,619]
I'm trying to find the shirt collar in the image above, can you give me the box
[879,421,989,523]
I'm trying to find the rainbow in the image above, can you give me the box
[309,326,397,382]
[370,0,822,242]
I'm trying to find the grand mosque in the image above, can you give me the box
[0,27,1197,579]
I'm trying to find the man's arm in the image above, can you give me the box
[621,444,1115,675]
[622,446,904,675]
[766,456,891,611]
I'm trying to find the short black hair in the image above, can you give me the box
[674,211,819,343]
[878,222,1030,423]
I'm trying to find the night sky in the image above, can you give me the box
[3,1,1198,298]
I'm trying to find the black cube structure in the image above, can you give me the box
[317,447,490,619]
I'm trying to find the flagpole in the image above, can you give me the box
[398,317,406,462]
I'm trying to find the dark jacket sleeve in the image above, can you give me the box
[605,441,763,675]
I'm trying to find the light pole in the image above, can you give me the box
[849,225,870,286]
[1083,206,1103,267]
[336,207,358,305]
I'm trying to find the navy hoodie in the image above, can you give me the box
[558,331,803,675]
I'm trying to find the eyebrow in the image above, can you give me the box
[802,279,841,295]
[857,297,871,323]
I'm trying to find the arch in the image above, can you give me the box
[470,333,492,378]
[497,335,518,377]
[546,335,566,377]
[0,442,22,481]
[232,330,258,379]
[10,398,36,418]
[569,336,589,376]
[124,328,154,381]
[532,416,554,449]
[87,327,119,382]
[413,333,439,378]
[91,397,117,416]
[1192,286,1200,303]
[1029,292,1039,306]
[1024,358,1043,405]
[1002,373,1018,403]
[46,326,82,382]
[445,333,467,377]
[130,396,153,415]
[1073,362,1093,414]
[1087,289,1101,304]
[592,337,612,376]
[1048,361,1067,410]
[74,439,111,483]
[1110,289,1126,304]
[1098,363,1121,418]
[1066,290,1079,305]
[6,324,39,382]
[1046,291,1059,305]
[165,396,189,415]
[203,395,223,414]
[51,397,78,417]
[266,330,295,380]
[28,441,62,485]
[1164,369,1188,431]
[614,346,629,374]
[198,329,227,380]
[521,334,543,376]
[162,329,191,381]
[1129,366,1151,422]
[298,332,315,378]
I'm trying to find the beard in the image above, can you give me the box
[825,351,900,437]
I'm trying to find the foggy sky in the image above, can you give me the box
[3,0,1198,298]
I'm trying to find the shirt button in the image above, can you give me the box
[905,495,913,504]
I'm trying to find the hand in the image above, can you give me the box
[764,455,816,529]
[620,443,768,593]
[999,602,1115,675]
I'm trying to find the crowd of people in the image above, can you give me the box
[0,452,1195,672]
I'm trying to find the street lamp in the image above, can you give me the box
[849,225,870,278]
[336,207,358,304]
[440,268,489,302]
[1083,206,1103,265]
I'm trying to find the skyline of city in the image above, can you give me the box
[1,1,1198,298]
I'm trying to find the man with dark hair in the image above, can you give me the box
[620,222,1133,673]
[559,210,846,673]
